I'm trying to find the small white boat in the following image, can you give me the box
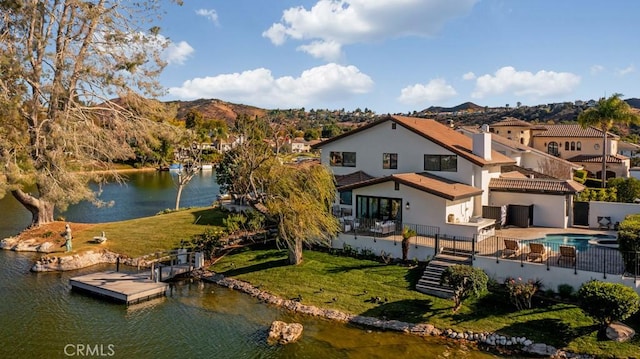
[201,164,214,171]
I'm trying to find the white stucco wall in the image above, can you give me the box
[332,234,437,262]
[489,192,568,228]
[588,201,640,228]
[318,120,481,186]
[475,256,640,295]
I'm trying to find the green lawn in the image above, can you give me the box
[210,247,640,358]
[67,207,226,258]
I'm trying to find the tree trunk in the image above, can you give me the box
[175,184,184,210]
[288,238,303,265]
[11,189,55,228]
[402,238,410,261]
[601,130,607,188]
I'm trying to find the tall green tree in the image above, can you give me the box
[578,94,640,187]
[0,0,182,227]
[216,116,339,265]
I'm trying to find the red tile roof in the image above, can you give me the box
[533,124,618,138]
[566,154,628,164]
[335,170,376,187]
[339,172,482,201]
[491,117,533,127]
[489,178,585,194]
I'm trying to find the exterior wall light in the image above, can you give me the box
[405,202,410,210]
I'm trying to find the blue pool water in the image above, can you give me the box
[535,233,617,252]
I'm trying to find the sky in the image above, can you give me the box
[155,0,639,114]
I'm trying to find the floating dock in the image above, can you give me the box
[70,271,169,305]
[70,251,203,305]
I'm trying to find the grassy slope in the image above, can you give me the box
[210,248,640,358]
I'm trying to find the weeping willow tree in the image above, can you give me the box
[264,163,340,265]
[0,0,183,228]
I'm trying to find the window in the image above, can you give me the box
[571,142,575,151]
[339,190,352,205]
[383,153,398,169]
[520,138,524,144]
[394,182,400,191]
[356,195,402,221]
[577,141,582,150]
[547,142,559,156]
[330,151,356,167]
[424,155,457,172]
[565,141,570,151]
[391,123,396,130]
[507,130,511,134]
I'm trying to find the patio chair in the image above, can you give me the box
[557,245,577,266]
[527,242,547,262]
[597,216,611,230]
[502,239,521,258]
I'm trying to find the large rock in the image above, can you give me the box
[606,321,635,342]
[267,321,303,345]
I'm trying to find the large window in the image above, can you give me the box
[424,155,457,172]
[383,153,398,169]
[356,195,402,221]
[547,142,559,156]
[330,151,356,167]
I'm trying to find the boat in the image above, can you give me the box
[201,164,214,171]
[168,164,183,171]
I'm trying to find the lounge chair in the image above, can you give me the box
[527,242,547,262]
[597,216,611,230]
[558,245,577,266]
[93,231,107,244]
[502,239,521,258]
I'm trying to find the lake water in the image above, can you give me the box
[0,170,499,358]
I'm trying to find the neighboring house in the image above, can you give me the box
[214,135,243,152]
[290,137,313,153]
[618,141,640,159]
[490,119,630,180]
[313,115,584,236]
[458,125,582,180]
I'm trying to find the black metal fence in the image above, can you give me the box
[338,217,639,279]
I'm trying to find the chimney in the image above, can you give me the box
[481,123,490,133]
[472,132,492,161]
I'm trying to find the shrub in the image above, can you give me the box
[577,280,640,327]
[617,214,640,273]
[557,284,574,300]
[505,277,542,310]
[440,265,488,312]
[573,170,587,184]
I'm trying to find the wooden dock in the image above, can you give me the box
[70,251,203,304]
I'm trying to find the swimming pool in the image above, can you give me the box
[533,233,617,252]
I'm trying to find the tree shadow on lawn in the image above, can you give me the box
[190,209,226,226]
[326,263,392,274]
[498,319,597,348]
[359,299,447,324]
[216,258,289,277]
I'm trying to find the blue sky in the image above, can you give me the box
[156,0,639,113]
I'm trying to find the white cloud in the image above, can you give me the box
[196,9,219,25]
[462,71,476,80]
[165,41,194,65]
[168,63,374,108]
[590,64,604,75]
[471,66,581,99]
[398,78,457,105]
[616,65,636,76]
[297,40,343,62]
[263,0,477,58]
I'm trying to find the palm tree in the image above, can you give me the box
[578,94,640,187]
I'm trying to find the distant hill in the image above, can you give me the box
[168,98,267,124]
[423,102,484,113]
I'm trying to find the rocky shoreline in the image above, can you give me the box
[0,238,595,358]
[194,269,594,359]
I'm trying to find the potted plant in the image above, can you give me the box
[401,226,417,262]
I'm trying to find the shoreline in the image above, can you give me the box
[0,236,598,358]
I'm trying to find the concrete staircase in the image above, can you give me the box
[416,248,473,298]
